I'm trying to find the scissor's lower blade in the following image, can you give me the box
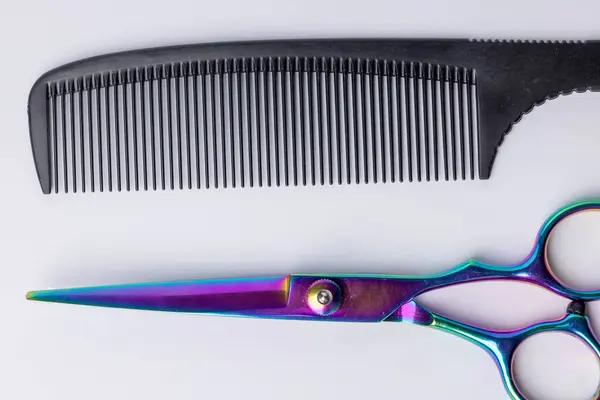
[26,276,291,314]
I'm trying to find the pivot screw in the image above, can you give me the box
[306,279,342,316]
[317,289,333,306]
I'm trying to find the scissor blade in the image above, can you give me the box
[26,276,291,315]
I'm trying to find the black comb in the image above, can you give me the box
[27,38,600,194]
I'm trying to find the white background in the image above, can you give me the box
[5,1,600,399]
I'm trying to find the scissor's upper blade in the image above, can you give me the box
[28,274,423,321]
[26,276,291,315]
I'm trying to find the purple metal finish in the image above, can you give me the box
[248,276,426,321]
[27,276,291,314]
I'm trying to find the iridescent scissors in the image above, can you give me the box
[27,200,600,400]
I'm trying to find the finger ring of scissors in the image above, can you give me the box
[26,200,600,399]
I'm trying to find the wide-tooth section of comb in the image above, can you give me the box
[43,57,478,193]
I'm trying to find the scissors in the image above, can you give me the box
[27,200,600,400]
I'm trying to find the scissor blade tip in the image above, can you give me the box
[26,290,44,301]
[26,289,62,302]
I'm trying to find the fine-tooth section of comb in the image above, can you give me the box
[40,58,477,193]
[28,39,600,194]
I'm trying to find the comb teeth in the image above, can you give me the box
[45,57,479,193]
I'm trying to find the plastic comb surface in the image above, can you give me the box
[27,38,600,194]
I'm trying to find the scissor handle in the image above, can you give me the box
[527,200,600,300]
[418,200,600,301]
[398,301,600,400]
